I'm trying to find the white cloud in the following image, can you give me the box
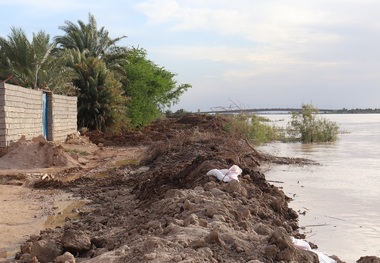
[136,0,181,24]
[0,0,85,11]
[136,0,380,45]
[1,0,379,110]
[155,45,302,66]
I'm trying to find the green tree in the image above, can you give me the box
[1,14,192,131]
[55,14,129,131]
[123,48,191,127]
[0,27,73,90]
[69,51,127,131]
[287,104,339,143]
[55,13,128,75]
[39,48,78,94]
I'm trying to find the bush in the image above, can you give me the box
[286,104,339,143]
[224,114,280,144]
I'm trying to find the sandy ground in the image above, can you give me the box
[0,186,81,261]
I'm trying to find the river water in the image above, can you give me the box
[258,114,380,263]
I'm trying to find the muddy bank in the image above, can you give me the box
[0,186,85,261]
[2,114,376,262]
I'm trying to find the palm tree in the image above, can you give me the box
[0,27,73,91]
[39,48,77,94]
[55,14,129,131]
[67,50,126,131]
[55,13,128,73]
[0,27,50,88]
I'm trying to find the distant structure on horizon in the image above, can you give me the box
[198,107,380,114]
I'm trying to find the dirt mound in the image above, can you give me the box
[86,114,230,147]
[13,115,344,263]
[0,135,80,169]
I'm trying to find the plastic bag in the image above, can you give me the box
[291,237,312,250]
[291,237,336,263]
[207,165,242,182]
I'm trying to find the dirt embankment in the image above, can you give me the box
[1,114,378,263]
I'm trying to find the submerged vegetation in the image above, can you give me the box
[224,114,280,144]
[286,104,339,143]
[224,104,339,144]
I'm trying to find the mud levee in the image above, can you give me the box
[11,114,349,263]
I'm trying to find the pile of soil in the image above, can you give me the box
[11,115,348,263]
[0,135,80,170]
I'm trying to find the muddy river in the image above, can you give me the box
[259,114,380,262]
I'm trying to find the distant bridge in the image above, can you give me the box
[199,108,337,114]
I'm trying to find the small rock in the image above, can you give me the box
[184,213,199,226]
[357,256,380,263]
[144,252,157,260]
[62,229,91,254]
[54,252,76,263]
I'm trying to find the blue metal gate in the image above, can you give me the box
[42,93,47,138]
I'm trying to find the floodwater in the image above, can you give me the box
[258,114,380,262]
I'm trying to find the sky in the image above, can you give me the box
[0,0,379,112]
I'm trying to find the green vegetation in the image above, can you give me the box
[223,104,339,144]
[165,108,191,117]
[332,108,380,114]
[123,48,191,127]
[224,114,280,144]
[286,104,339,143]
[70,54,127,131]
[0,13,191,131]
[0,27,75,90]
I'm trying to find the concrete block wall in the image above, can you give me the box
[0,83,78,148]
[47,93,77,142]
[0,84,5,148]
[0,82,44,147]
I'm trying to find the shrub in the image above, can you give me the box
[224,114,280,144]
[286,104,339,143]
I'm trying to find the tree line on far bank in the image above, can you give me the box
[0,14,191,132]
[332,108,380,114]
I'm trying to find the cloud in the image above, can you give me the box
[1,0,379,111]
[136,1,336,41]
[136,0,181,24]
[152,41,348,72]
[136,0,380,50]
[155,45,270,62]
[0,0,85,11]
[135,0,355,75]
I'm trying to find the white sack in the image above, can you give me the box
[207,165,242,182]
[291,237,336,263]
